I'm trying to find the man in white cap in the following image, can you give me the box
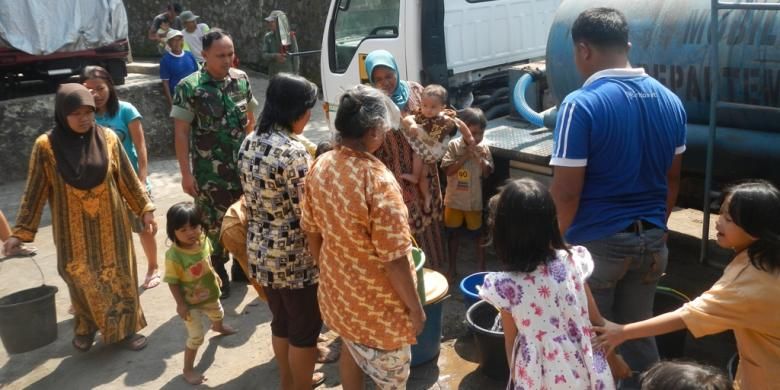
[179,10,210,64]
[260,10,299,76]
[159,29,198,108]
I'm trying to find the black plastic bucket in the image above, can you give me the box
[653,286,690,359]
[466,300,509,381]
[0,285,59,354]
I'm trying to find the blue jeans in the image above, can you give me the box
[582,225,668,384]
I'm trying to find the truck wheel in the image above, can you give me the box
[106,59,126,85]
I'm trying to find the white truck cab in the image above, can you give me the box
[320,0,561,125]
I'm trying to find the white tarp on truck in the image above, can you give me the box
[0,0,128,54]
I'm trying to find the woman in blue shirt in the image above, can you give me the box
[82,65,160,289]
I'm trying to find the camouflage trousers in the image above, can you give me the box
[194,177,243,266]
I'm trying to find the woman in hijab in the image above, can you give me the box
[3,84,156,352]
[364,50,446,271]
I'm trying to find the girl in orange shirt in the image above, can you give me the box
[595,180,780,389]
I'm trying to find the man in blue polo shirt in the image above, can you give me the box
[160,29,198,109]
[549,7,686,383]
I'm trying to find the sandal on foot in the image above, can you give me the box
[2,244,38,259]
[122,334,148,351]
[311,372,326,388]
[72,334,95,352]
[142,272,161,289]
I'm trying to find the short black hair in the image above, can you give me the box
[458,107,487,130]
[256,73,318,134]
[168,3,183,14]
[202,28,232,51]
[315,141,333,157]
[640,361,733,390]
[81,65,119,117]
[723,180,780,274]
[571,7,629,50]
[488,178,568,272]
[166,202,203,246]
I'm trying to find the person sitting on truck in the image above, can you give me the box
[365,49,446,269]
[179,10,209,64]
[401,84,475,213]
[148,3,183,53]
[159,30,198,108]
[548,7,686,385]
[440,108,492,278]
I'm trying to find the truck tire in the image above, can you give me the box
[106,59,126,85]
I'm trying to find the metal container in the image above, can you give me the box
[546,0,780,133]
[545,0,780,185]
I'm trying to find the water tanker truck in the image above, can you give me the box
[320,0,780,252]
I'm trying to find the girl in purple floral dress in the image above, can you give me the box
[479,178,614,390]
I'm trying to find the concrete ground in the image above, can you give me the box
[0,67,737,389]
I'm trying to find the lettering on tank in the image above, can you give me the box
[635,64,780,107]
[681,8,777,46]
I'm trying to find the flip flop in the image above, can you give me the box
[142,272,161,289]
[72,333,95,352]
[311,372,326,388]
[122,334,148,351]
[15,244,37,256]
[1,244,38,259]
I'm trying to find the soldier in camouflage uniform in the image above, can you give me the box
[172,29,258,298]
[260,10,300,76]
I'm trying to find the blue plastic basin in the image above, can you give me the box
[459,272,488,309]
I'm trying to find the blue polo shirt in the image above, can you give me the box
[550,68,686,244]
[160,50,198,94]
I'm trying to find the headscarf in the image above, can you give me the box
[365,49,410,111]
[48,83,108,190]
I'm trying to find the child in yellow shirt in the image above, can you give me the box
[164,201,236,385]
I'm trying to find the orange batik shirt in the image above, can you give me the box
[301,147,416,350]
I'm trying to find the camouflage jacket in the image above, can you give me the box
[171,67,259,190]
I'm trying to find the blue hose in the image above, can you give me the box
[513,73,544,127]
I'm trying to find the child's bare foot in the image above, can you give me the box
[183,369,206,385]
[401,173,419,184]
[211,322,237,335]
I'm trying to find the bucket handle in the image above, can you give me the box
[410,234,420,249]
[0,254,46,286]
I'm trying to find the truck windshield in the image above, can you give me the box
[329,0,400,73]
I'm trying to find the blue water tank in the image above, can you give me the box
[546,0,780,133]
